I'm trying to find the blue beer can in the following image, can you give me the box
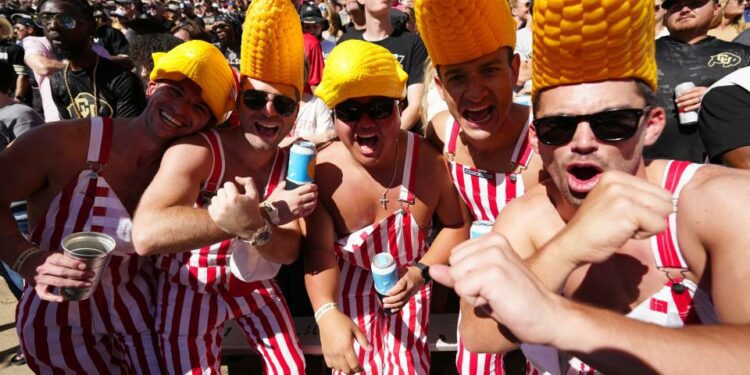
[470,220,493,239]
[286,140,316,190]
[371,253,398,296]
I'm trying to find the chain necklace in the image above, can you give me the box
[64,55,100,119]
[379,138,400,210]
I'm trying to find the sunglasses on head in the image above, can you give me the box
[242,89,298,117]
[533,107,651,146]
[334,98,397,123]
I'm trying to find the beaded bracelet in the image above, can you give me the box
[12,247,45,273]
[314,302,338,322]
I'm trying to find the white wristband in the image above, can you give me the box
[314,302,338,322]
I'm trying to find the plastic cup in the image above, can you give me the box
[60,232,115,301]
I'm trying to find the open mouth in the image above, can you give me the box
[255,120,280,138]
[160,110,185,128]
[461,105,495,126]
[566,163,603,197]
[355,133,379,154]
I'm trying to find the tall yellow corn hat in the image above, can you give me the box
[150,40,237,123]
[316,40,408,109]
[415,0,516,66]
[532,0,657,99]
[240,0,304,95]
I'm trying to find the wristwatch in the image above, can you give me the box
[415,262,431,283]
[238,219,272,247]
[261,201,280,225]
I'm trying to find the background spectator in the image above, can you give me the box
[708,0,748,41]
[645,0,750,162]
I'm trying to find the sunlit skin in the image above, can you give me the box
[334,96,401,171]
[665,0,720,40]
[236,77,299,152]
[144,79,213,141]
[435,48,520,144]
[530,80,666,211]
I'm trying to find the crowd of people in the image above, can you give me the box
[0,0,749,374]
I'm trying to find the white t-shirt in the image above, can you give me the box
[291,95,334,139]
[515,27,533,62]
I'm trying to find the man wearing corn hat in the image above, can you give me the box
[431,0,750,373]
[0,39,235,373]
[304,39,469,374]
[132,0,312,373]
[415,0,543,371]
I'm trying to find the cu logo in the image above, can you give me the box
[708,52,742,68]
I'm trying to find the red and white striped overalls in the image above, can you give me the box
[333,132,431,374]
[155,129,305,374]
[522,161,719,375]
[443,116,534,374]
[16,117,162,374]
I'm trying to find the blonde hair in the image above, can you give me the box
[718,0,746,33]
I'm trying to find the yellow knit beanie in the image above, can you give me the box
[240,0,305,95]
[415,0,516,66]
[150,40,237,123]
[315,40,408,109]
[532,0,657,99]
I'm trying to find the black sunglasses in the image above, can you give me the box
[242,89,298,117]
[334,98,396,123]
[533,107,651,146]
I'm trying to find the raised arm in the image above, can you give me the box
[131,137,223,255]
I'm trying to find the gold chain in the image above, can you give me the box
[63,55,99,119]
[379,138,400,210]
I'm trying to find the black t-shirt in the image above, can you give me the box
[338,28,427,87]
[49,56,146,119]
[95,25,130,56]
[697,84,750,163]
[0,40,26,76]
[735,29,750,47]
[644,36,750,162]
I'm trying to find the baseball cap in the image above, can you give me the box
[316,40,408,109]
[151,40,238,123]
[11,13,38,28]
[299,2,326,24]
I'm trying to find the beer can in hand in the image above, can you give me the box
[371,252,398,314]
[674,82,699,126]
[286,140,316,190]
[61,232,115,301]
[470,220,493,239]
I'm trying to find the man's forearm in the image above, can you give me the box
[133,206,231,256]
[25,54,65,76]
[459,300,518,353]
[253,221,301,265]
[400,103,422,130]
[525,234,580,293]
[554,299,748,374]
[15,75,29,99]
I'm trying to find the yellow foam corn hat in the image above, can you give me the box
[316,40,408,109]
[532,0,657,99]
[240,0,304,95]
[150,40,237,123]
[415,0,516,66]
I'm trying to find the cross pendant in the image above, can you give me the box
[379,196,389,210]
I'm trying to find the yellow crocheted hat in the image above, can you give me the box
[415,0,516,66]
[240,0,305,95]
[532,0,657,99]
[150,40,237,123]
[315,40,408,109]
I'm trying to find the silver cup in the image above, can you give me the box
[60,232,115,301]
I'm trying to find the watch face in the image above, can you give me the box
[252,226,272,247]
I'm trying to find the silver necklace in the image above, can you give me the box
[379,139,400,210]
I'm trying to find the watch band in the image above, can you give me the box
[415,262,431,283]
[261,201,280,225]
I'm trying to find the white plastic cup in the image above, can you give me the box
[60,232,115,301]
